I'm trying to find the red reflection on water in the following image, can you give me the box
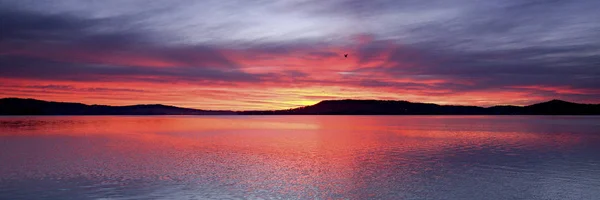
[0,116,590,198]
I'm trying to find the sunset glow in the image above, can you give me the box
[1,0,599,110]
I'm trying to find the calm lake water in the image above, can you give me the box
[0,116,599,200]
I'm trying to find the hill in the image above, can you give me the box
[1,98,599,115]
[239,99,600,115]
[0,98,234,115]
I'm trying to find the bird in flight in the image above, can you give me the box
[344,54,348,58]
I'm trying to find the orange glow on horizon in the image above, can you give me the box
[1,37,598,110]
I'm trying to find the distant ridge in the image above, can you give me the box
[1,97,599,115]
[241,99,600,115]
[0,98,235,115]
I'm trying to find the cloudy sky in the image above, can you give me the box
[1,0,599,110]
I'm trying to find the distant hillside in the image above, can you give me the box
[0,98,235,115]
[521,99,600,115]
[1,97,599,115]
[240,99,600,115]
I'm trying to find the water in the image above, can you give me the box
[0,116,599,200]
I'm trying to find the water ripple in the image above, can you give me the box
[1,116,599,200]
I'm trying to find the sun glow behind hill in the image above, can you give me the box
[1,0,600,110]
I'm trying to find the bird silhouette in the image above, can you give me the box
[344,54,348,58]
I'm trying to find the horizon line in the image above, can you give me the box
[1,96,596,112]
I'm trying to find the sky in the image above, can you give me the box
[1,0,599,110]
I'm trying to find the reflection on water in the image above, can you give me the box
[0,116,599,199]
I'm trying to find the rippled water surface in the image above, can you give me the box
[1,116,599,200]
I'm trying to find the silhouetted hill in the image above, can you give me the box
[242,100,487,115]
[240,99,600,115]
[487,105,524,115]
[523,99,600,115]
[0,98,234,115]
[1,97,599,115]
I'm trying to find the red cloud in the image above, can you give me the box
[2,35,599,110]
